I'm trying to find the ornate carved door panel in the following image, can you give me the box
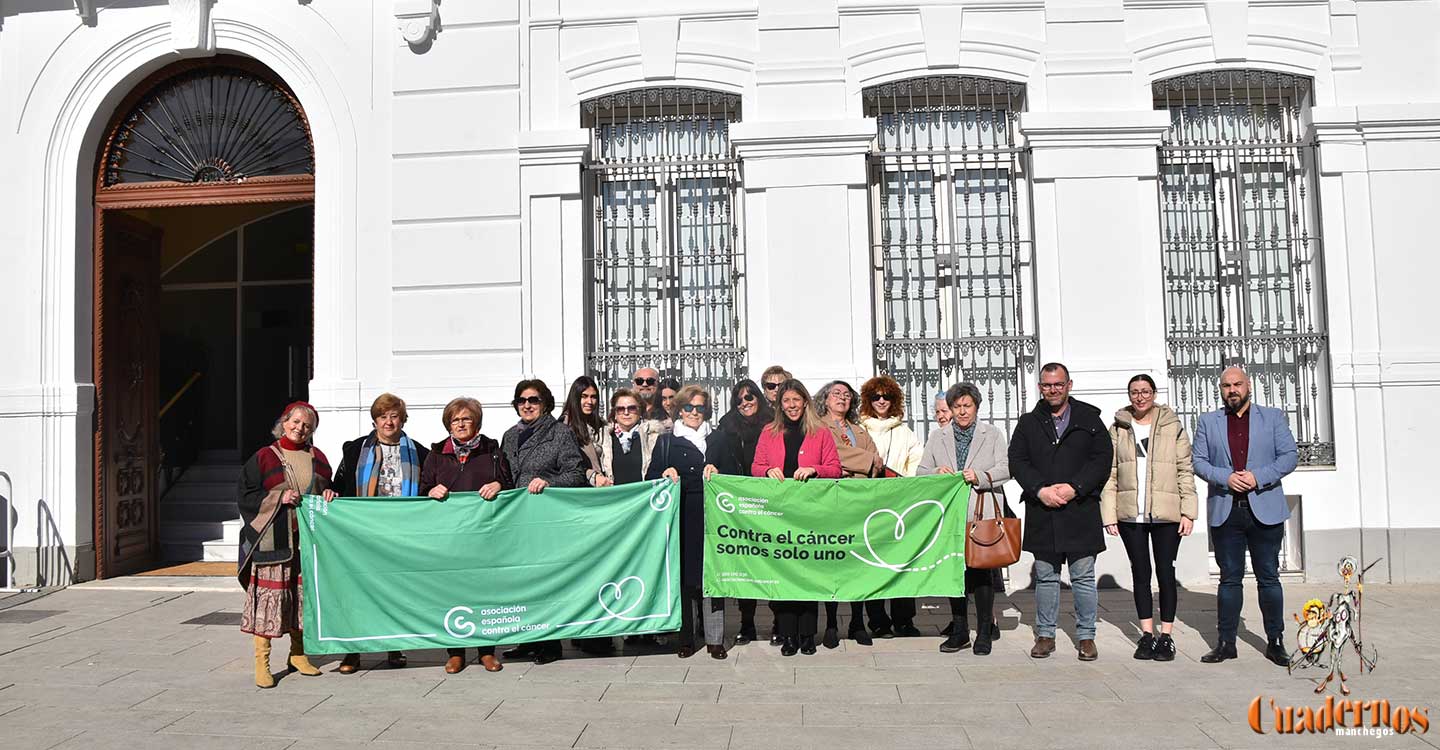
[96,212,162,578]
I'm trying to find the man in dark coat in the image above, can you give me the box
[1009,362,1113,662]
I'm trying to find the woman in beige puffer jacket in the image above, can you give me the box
[1100,374,1198,662]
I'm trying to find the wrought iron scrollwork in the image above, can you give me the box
[103,66,314,186]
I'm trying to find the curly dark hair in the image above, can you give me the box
[859,375,905,420]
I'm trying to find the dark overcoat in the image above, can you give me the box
[1008,398,1113,558]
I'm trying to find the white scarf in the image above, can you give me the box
[673,420,711,455]
[614,424,641,454]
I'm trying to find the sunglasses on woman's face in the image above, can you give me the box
[634,377,657,386]
[680,404,707,414]
[869,393,893,402]
[513,396,543,406]
[739,393,757,403]
[613,404,639,414]
[763,381,782,390]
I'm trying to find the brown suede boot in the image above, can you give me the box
[254,636,276,689]
[287,630,321,676]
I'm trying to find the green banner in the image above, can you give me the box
[703,475,969,601]
[298,479,680,654]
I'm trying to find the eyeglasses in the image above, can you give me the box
[680,403,708,414]
[613,404,639,414]
[512,396,544,406]
[831,392,853,401]
[739,393,757,403]
[448,416,476,425]
[868,393,893,402]
[1039,382,1069,392]
[1128,389,1155,397]
[633,377,657,386]
[763,382,782,390]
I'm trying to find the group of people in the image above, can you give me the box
[235,360,1297,688]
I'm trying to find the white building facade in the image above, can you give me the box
[1,0,1436,588]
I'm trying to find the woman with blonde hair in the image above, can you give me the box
[752,379,843,655]
[649,385,728,658]
[237,401,330,688]
[588,387,665,651]
[327,392,430,673]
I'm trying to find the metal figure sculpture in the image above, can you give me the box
[1289,556,1380,695]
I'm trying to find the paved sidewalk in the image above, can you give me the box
[1,580,1436,749]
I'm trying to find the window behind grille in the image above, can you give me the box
[582,88,747,409]
[865,76,1038,442]
[1154,70,1333,467]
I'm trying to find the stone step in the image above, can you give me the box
[175,463,242,484]
[160,481,237,505]
[158,499,239,525]
[159,518,241,563]
[203,534,239,562]
[159,518,238,545]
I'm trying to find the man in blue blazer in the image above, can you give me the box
[1192,366,1297,666]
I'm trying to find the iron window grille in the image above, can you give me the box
[865,75,1038,441]
[582,87,747,408]
[1154,70,1333,467]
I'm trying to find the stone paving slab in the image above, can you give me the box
[53,731,279,749]
[1,581,1437,749]
[376,716,589,746]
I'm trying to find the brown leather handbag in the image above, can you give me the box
[965,473,1021,569]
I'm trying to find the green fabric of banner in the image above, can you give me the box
[703,475,970,601]
[298,479,680,654]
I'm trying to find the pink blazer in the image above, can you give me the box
[751,426,844,478]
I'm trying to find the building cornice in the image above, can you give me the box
[1020,111,1172,149]
[730,119,876,159]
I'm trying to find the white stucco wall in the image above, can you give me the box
[1,0,1437,587]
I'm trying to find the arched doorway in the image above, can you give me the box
[92,56,315,577]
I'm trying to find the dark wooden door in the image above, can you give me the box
[95,211,162,578]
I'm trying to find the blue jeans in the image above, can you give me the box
[1212,501,1285,642]
[1033,552,1097,640]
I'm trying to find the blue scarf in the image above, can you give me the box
[355,432,421,497]
[952,422,975,471]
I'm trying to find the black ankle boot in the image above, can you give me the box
[780,637,798,657]
[799,635,817,655]
[939,620,971,653]
[1200,640,1237,663]
[821,627,839,649]
[1265,637,1290,667]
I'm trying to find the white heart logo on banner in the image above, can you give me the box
[849,500,946,571]
[597,576,646,619]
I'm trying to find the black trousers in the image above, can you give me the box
[1117,521,1182,623]
[447,645,495,659]
[774,601,817,639]
[865,598,916,630]
[823,600,864,631]
[948,567,1003,631]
